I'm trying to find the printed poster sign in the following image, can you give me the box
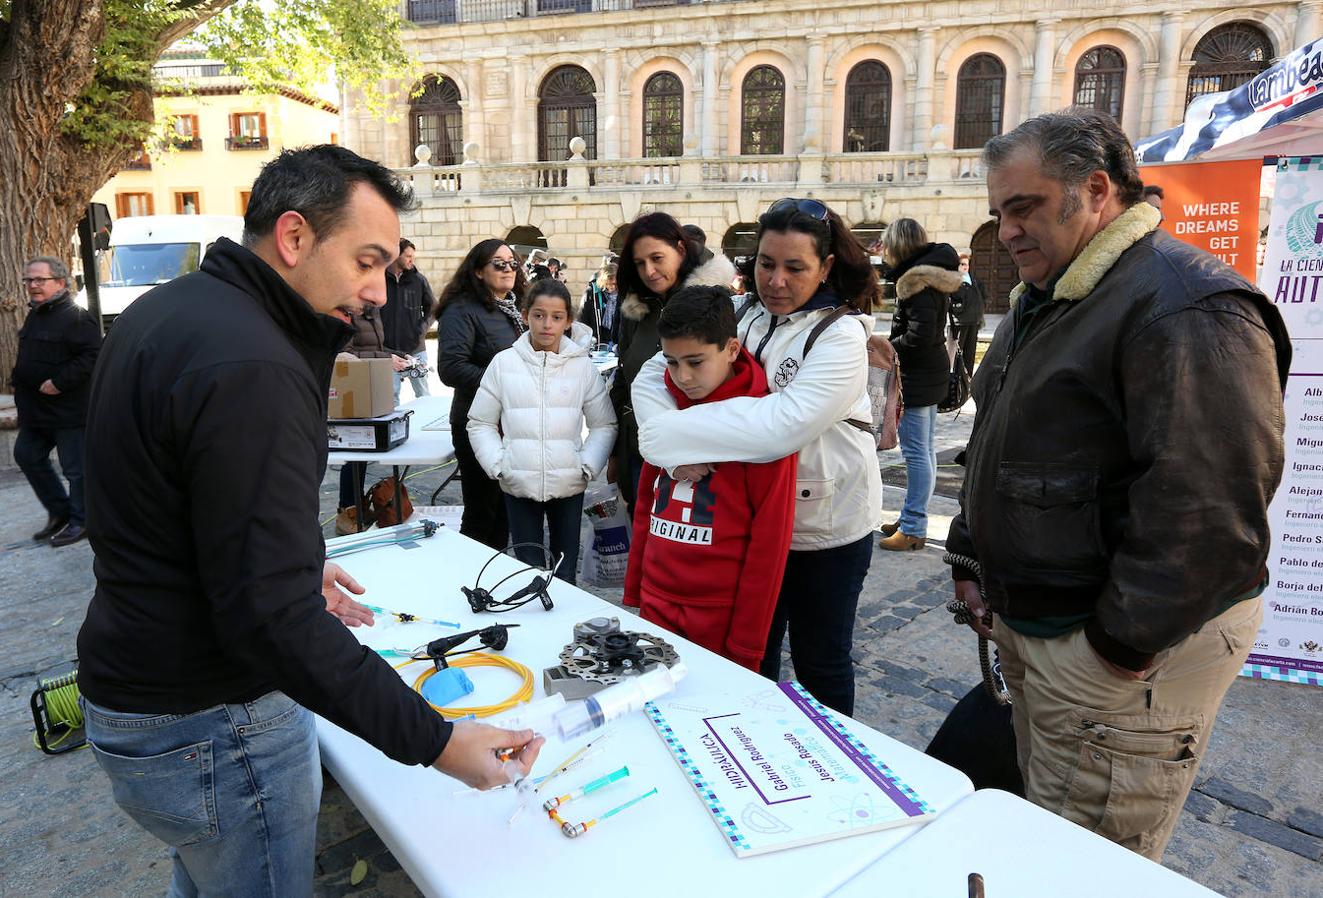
[1246,155,1323,687]
[1140,158,1262,280]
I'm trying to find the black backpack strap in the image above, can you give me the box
[803,305,869,359]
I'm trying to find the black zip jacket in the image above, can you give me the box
[946,211,1288,671]
[12,291,101,429]
[889,243,961,407]
[381,267,435,353]
[436,292,522,427]
[76,239,450,767]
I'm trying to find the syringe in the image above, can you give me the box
[552,662,688,740]
[542,765,630,810]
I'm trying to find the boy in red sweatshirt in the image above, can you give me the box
[623,286,797,671]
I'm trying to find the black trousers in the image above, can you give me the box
[759,533,874,717]
[451,425,507,551]
[15,426,86,526]
[504,493,586,585]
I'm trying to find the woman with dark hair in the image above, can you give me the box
[878,218,959,552]
[631,198,883,716]
[610,212,735,511]
[436,239,528,549]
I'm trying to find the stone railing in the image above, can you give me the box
[406,0,707,25]
[396,140,982,197]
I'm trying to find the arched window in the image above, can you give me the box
[741,65,785,156]
[1073,47,1126,121]
[410,76,462,166]
[538,66,597,162]
[953,54,1005,150]
[642,72,684,158]
[1186,23,1273,107]
[843,61,892,152]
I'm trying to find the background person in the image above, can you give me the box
[879,219,960,552]
[381,237,436,401]
[948,252,985,370]
[77,146,541,898]
[947,110,1288,861]
[610,212,735,514]
[12,256,101,547]
[631,197,882,716]
[579,260,619,349]
[467,278,616,585]
[436,239,528,550]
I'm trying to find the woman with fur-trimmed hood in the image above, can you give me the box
[880,219,962,551]
[609,212,736,511]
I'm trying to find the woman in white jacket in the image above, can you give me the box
[468,280,617,584]
[631,198,882,715]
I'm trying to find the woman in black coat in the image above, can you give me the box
[436,239,528,550]
[881,219,961,551]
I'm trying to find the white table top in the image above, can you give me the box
[317,527,973,898]
[830,789,1221,898]
[328,395,455,466]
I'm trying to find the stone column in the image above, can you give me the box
[1030,19,1059,116]
[1150,12,1184,133]
[511,53,529,162]
[464,60,484,156]
[1297,2,1322,51]
[1138,62,1159,138]
[802,36,825,153]
[603,50,621,159]
[701,41,720,156]
[912,27,938,152]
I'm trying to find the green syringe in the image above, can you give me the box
[542,765,630,810]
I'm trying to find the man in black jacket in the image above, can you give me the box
[946,111,1287,861]
[12,256,101,546]
[76,146,541,897]
[380,237,435,400]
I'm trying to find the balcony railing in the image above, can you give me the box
[393,149,983,197]
[169,136,203,151]
[406,0,693,24]
[226,135,269,151]
[125,156,152,171]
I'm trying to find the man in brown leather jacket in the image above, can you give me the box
[946,110,1289,861]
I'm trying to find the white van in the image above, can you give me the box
[77,214,245,325]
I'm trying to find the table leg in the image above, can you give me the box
[393,465,404,525]
[431,466,460,505]
[354,463,368,534]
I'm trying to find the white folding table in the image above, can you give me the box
[316,527,974,898]
[829,789,1222,897]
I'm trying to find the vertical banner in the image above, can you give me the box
[1140,158,1262,280]
[1245,156,1323,687]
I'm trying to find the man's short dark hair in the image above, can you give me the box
[682,224,707,249]
[983,109,1145,208]
[1142,184,1165,200]
[243,145,416,246]
[658,285,736,347]
[399,238,416,252]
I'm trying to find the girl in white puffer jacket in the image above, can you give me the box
[468,280,617,584]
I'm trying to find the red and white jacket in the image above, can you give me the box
[623,349,797,671]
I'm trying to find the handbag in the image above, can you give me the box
[938,306,971,413]
[368,476,414,527]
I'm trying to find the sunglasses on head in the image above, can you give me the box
[767,197,830,222]
[488,260,518,272]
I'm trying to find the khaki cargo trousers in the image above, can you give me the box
[992,597,1261,860]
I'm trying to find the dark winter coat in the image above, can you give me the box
[950,275,986,328]
[889,243,961,408]
[436,292,523,428]
[381,267,435,353]
[946,202,1289,671]
[346,305,402,359]
[610,252,736,505]
[12,291,101,429]
[76,238,449,767]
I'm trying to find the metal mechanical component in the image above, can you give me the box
[556,617,679,685]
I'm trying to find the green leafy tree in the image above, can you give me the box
[0,0,413,392]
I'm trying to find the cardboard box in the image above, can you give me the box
[328,358,395,419]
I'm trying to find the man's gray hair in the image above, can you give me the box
[983,109,1145,208]
[26,256,70,283]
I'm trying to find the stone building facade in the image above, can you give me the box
[343,0,1317,308]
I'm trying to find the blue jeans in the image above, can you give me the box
[84,692,321,898]
[897,404,938,538]
[393,348,431,402]
[504,492,586,585]
[15,426,86,526]
[759,533,874,717]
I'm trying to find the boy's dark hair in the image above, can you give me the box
[658,285,736,347]
[243,145,415,246]
[521,276,575,319]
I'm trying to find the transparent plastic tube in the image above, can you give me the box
[553,663,688,740]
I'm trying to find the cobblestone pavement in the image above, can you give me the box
[1,401,1321,897]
